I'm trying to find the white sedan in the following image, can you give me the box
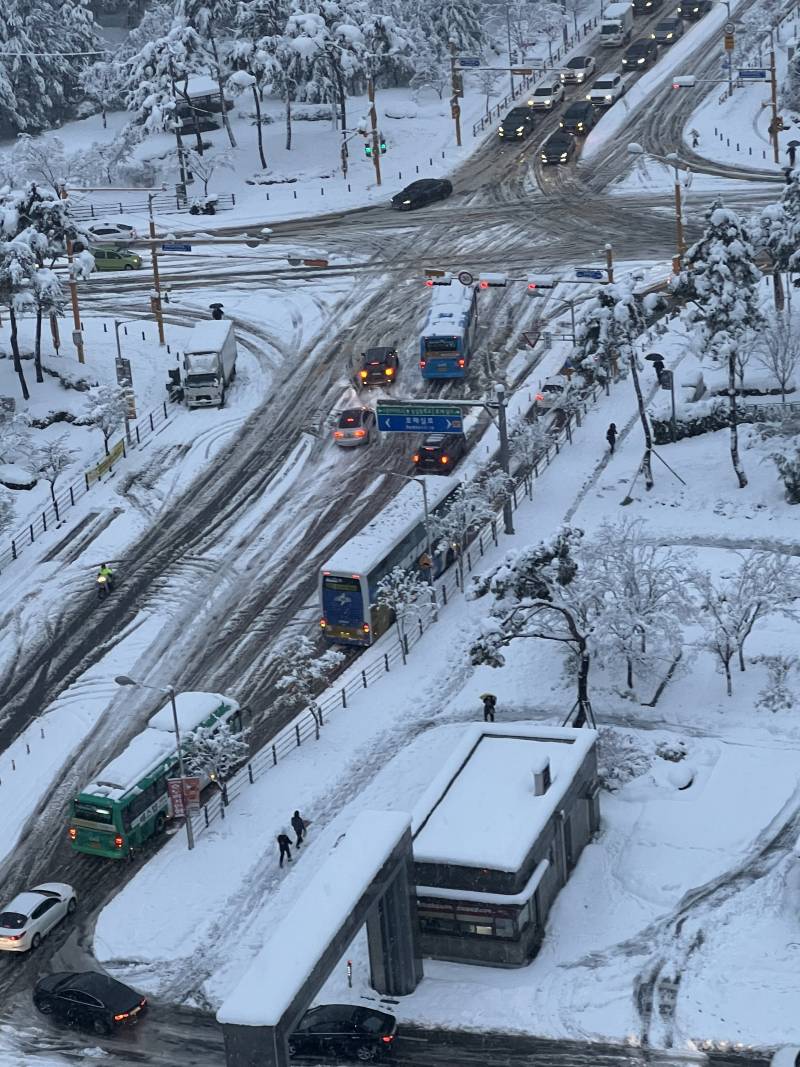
[0,883,77,953]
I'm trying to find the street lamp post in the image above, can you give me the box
[114,676,195,850]
[495,384,515,536]
[627,144,688,272]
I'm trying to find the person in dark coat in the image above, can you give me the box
[788,143,797,168]
[291,810,306,848]
[606,423,617,455]
[277,833,292,867]
[481,693,497,722]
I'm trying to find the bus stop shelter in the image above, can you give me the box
[217,810,422,1067]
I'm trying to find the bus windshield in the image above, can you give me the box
[423,336,459,353]
[322,575,363,624]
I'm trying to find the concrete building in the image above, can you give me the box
[413,724,599,967]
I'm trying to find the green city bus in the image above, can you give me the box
[69,692,241,859]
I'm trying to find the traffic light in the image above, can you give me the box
[379,133,387,154]
[478,272,508,289]
[527,273,556,290]
[364,142,372,158]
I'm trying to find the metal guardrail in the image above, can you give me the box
[67,192,236,221]
[0,399,176,575]
[188,382,608,840]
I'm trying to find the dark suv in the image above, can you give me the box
[622,39,659,68]
[288,1004,397,1060]
[676,0,711,18]
[559,100,596,135]
[413,433,466,473]
[498,107,537,141]
[358,347,399,386]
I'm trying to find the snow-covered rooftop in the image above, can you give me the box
[185,75,222,99]
[413,724,596,873]
[147,691,239,735]
[217,809,411,1028]
[421,281,474,340]
[321,476,459,577]
[183,320,235,355]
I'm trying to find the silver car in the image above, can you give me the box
[0,883,77,952]
[333,407,376,447]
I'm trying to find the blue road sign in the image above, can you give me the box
[377,403,463,434]
[162,241,192,252]
[738,68,768,80]
[457,56,481,67]
[575,268,605,280]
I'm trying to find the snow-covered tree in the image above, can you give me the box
[78,59,122,128]
[753,311,800,402]
[0,487,13,533]
[759,171,800,273]
[183,147,235,195]
[673,200,764,489]
[0,412,30,463]
[0,239,36,401]
[229,0,285,169]
[28,434,75,501]
[469,527,597,726]
[581,519,688,692]
[509,416,552,475]
[429,466,510,588]
[273,634,345,724]
[4,135,76,196]
[179,0,238,148]
[428,0,486,58]
[375,565,428,651]
[85,384,129,454]
[691,552,800,696]
[476,68,500,115]
[183,720,249,790]
[771,441,800,503]
[30,269,65,384]
[782,48,800,111]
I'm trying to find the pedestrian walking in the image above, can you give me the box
[606,422,617,455]
[651,355,665,381]
[690,128,700,148]
[291,810,307,848]
[480,693,497,723]
[277,832,292,867]
[789,143,797,168]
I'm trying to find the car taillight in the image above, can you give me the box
[354,429,366,438]
[5,933,23,941]
[457,358,465,368]
[384,367,394,376]
[535,392,544,401]
[362,623,370,633]
[412,453,420,463]
[441,456,449,464]
[419,360,426,368]
[382,1034,395,1043]
[334,430,344,438]
[320,617,327,628]
[359,370,368,379]
[68,827,77,841]
[114,835,124,849]
[114,1011,130,1021]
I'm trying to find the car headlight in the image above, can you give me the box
[577,122,584,129]
[638,56,645,63]
[541,154,548,161]
[560,152,568,160]
[651,31,656,36]
[542,97,551,104]
[586,91,592,99]
[498,127,504,133]
[666,31,673,37]
[604,94,612,100]
[516,126,524,132]
[402,199,411,204]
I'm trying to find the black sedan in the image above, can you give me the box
[540,131,577,165]
[560,101,596,136]
[677,0,711,18]
[358,347,399,386]
[498,106,537,140]
[622,39,659,68]
[413,432,467,473]
[288,1004,397,1061]
[33,972,147,1036]
[390,179,452,211]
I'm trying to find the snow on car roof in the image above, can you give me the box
[421,280,474,340]
[148,691,239,735]
[413,724,596,872]
[321,476,458,577]
[217,810,410,1027]
[3,892,50,916]
[85,731,176,800]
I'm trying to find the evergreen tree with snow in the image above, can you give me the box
[178,0,238,147]
[183,720,249,790]
[0,239,37,400]
[272,635,344,725]
[78,59,122,128]
[285,0,366,129]
[229,0,287,168]
[673,199,764,489]
[759,170,800,272]
[428,0,486,61]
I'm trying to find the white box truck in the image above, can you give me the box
[182,320,237,408]
[600,2,634,45]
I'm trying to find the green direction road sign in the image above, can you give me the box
[377,402,464,433]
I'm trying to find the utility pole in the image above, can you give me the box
[367,78,382,187]
[340,130,349,180]
[605,243,614,284]
[770,42,781,164]
[495,384,514,536]
[59,186,85,364]
[672,164,686,273]
[505,2,515,96]
[450,42,463,147]
[148,194,165,346]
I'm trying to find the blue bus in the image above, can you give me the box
[419,281,478,379]
[319,477,461,646]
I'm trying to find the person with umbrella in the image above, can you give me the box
[787,140,800,168]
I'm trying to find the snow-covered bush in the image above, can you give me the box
[596,729,651,792]
[655,738,688,763]
[771,443,800,503]
[752,654,798,712]
[183,721,249,786]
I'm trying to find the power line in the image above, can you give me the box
[0,49,112,57]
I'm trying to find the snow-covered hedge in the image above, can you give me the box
[650,396,797,444]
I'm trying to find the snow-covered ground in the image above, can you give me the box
[92,286,800,1050]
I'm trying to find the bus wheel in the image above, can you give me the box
[154,813,167,835]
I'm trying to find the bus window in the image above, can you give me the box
[73,802,114,825]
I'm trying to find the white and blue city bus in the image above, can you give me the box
[419,280,479,380]
[319,476,461,646]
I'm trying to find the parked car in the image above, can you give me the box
[676,0,711,18]
[0,884,77,953]
[33,972,147,1036]
[288,1004,397,1062]
[333,407,376,447]
[540,131,577,165]
[527,78,565,109]
[587,72,626,106]
[390,179,452,211]
[91,247,142,271]
[560,100,597,136]
[498,106,537,141]
[560,55,596,83]
[87,220,137,242]
[412,433,466,473]
[535,376,569,408]
[622,39,660,68]
[358,347,399,386]
[633,0,663,12]
[772,1051,800,1067]
[652,16,684,42]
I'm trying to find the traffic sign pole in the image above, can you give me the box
[450,42,463,147]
